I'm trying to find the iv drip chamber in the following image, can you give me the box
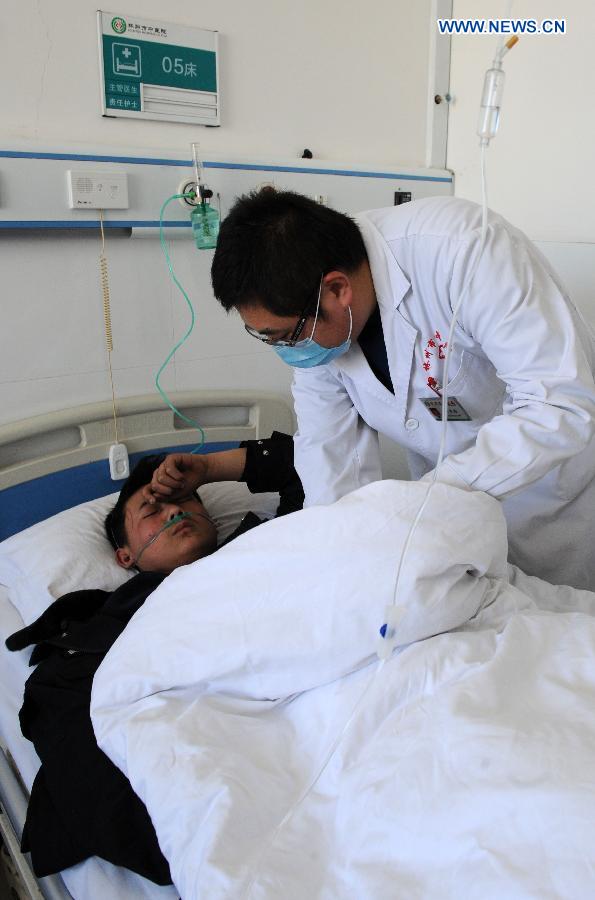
[477,66,506,144]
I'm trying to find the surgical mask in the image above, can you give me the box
[274,307,352,369]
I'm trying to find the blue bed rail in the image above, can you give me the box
[0,442,239,541]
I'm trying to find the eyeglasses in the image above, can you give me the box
[244,276,323,347]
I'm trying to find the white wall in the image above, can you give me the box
[2,0,430,166]
[0,228,288,423]
[0,0,436,434]
[0,159,451,433]
[447,1,595,322]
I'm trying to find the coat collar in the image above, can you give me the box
[328,212,417,423]
[355,212,411,312]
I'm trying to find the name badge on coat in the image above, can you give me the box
[419,397,471,421]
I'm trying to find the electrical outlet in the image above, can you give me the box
[67,170,129,209]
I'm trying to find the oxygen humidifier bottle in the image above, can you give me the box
[191,199,220,250]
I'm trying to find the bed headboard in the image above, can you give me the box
[0,391,295,539]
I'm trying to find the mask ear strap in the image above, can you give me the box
[304,274,324,345]
[346,306,353,342]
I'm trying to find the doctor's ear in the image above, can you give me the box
[322,271,353,308]
[115,547,136,570]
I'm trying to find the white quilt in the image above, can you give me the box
[91,481,595,900]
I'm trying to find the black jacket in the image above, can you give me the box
[6,433,303,884]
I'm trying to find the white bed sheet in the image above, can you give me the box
[0,585,177,900]
[91,481,595,899]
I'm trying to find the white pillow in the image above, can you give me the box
[0,483,279,625]
[200,482,278,543]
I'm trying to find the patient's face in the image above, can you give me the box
[116,488,218,574]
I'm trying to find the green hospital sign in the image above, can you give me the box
[98,11,220,125]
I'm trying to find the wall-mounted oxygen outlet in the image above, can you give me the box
[67,170,129,209]
[178,179,200,208]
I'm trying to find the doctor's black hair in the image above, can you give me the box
[105,454,201,551]
[211,188,368,317]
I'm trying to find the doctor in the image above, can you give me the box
[211,189,595,590]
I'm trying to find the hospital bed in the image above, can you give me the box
[5,392,595,899]
[0,391,295,900]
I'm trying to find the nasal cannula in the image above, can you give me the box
[131,509,215,567]
[243,33,519,898]
[155,192,207,454]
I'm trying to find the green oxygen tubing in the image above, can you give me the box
[156,191,206,454]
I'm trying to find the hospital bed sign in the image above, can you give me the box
[98,11,220,125]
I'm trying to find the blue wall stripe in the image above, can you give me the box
[0,441,239,541]
[0,150,191,167]
[0,220,190,229]
[0,149,453,183]
[204,161,452,182]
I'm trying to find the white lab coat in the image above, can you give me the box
[293,196,595,590]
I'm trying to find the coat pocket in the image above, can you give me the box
[444,350,506,423]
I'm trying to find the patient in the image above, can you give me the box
[6,433,302,885]
[106,431,303,574]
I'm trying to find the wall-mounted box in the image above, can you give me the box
[66,170,129,209]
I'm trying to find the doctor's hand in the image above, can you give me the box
[143,453,209,504]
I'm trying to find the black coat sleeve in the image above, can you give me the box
[239,431,304,517]
[6,590,109,654]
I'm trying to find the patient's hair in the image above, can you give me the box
[105,455,166,551]
[211,188,367,317]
